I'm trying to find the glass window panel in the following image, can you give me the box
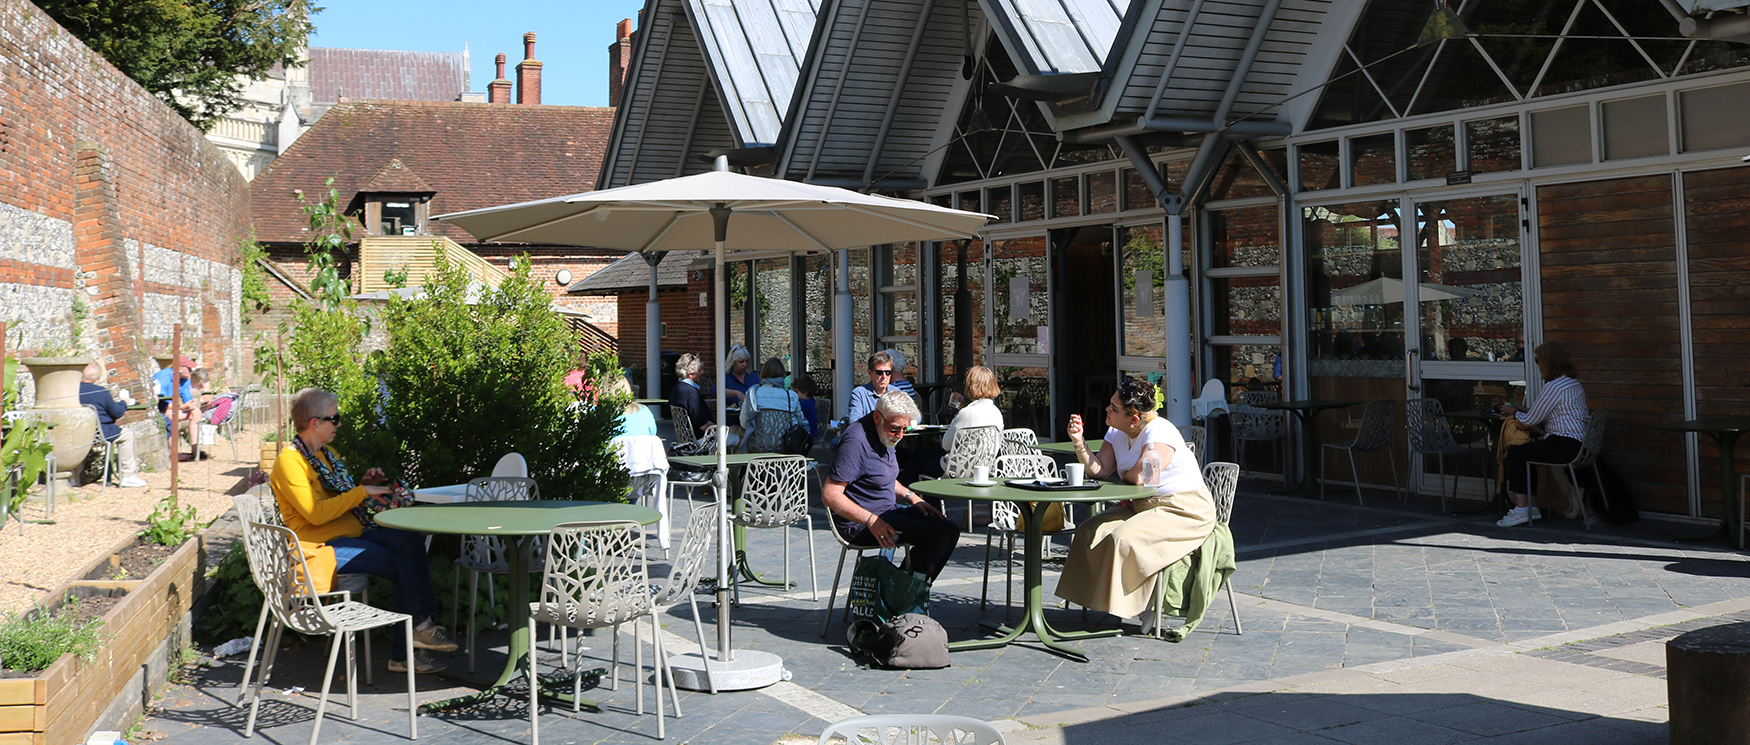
[1309,51,1397,130]
[1415,195,1523,363]
[1259,148,1289,186]
[995,365,1052,440]
[1298,141,1340,192]
[1530,106,1592,167]
[937,240,985,378]
[1349,133,1397,186]
[1602,95,1668,160]
[1680,82,1750,152]
[728,260,748,355]
[1213,343,1283,388]
[1208,149,1274,200]
[990,236,1049,355]
[957,190,981,212]
[1210,205,1281,269]
[1405,125,1457,181]
[1530,3,1669,98]
[1051,176,1080,218]
[1211,276,1281,337]
[1122,168,1151,210]
[1403,39,1517,116]
[879,243,920,363]
[1018,181,1046,221]
[754,258,792,366]
[850,248,872,378]
[987,186,1013,224]
[930,194,952,209]
[1465,117,1521,173]
[1087,171,1117,213]
[1119,224,1166,358]
[1305,200,1407,366]
[803,253,833,390]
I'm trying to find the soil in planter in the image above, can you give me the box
[68,594,121,624]
[113,539,175,580]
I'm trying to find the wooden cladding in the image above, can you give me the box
[1683,166,1750,499]
[356,236,506,294]
[1537,174,1690,515]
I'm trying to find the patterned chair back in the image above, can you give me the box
[651,502,720,608]
[240,520,336,636]
[943,426,1002,480]
[744,408,793,454]
[999,428,1039,457]
[458,477,541,573]
[1405,398,1461,453]
[1351,400,1396,453]
[531,520,651,629]
[1179,425,1207,467]
[990,454,1057,532]
[1203,462,1240,524]
[1573,409,1609,469]
[1237,390,1279,406]
[733,456,809,529]
[1231,405,1286,440]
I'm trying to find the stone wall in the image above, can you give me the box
[0,0,253,394]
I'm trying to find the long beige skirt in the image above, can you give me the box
[1053,485,1216,618]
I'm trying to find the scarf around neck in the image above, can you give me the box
[293,435,356,495]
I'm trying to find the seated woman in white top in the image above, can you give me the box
[1055,379,1214,622]
[898,365,1004,485]
[1497,341,1590,527]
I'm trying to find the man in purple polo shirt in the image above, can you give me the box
[823,390,961,580]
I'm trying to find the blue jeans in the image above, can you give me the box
[330,528,437,661]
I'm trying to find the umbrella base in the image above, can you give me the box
[668,649,785,691]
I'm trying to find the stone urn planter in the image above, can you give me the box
[20,357,97,490]
[152,354,174,370]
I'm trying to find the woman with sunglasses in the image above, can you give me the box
[1055,379,1214,630]
[270,387,457,674]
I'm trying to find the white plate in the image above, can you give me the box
[1006,477,1065,487]
[962,480,998,487]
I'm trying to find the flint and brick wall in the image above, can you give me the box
[0,0,251,394]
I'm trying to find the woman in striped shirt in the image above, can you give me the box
[1497,341,1591,527]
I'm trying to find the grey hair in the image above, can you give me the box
[874,389,920,422]
[883,348,906,372]
[291,387,339,432]
[725,344,751,368]
[866,350,893,370]
[675,353,702,376]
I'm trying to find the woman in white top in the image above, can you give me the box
[941,365,1005,451]
[1497,341,1590,527]
[1056,379,1214,620]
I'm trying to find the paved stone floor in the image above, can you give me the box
[142,480,1750,744]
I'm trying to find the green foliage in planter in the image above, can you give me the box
[0,360,53,524]
[0,603,104,672]
[143,495,200,547]
[195,540,262,643]
[276,250,629,500]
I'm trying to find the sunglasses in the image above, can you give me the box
[870,369,894,377]
[313,414,342,425]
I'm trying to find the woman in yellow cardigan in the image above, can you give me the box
[270,387,456,674]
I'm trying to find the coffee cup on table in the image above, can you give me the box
[1063,462,1085,487]
[972,465,989,484]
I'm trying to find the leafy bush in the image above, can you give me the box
[278,250,629,499]
[0,360,52,523]
[142,495,200,547]
[194,541,262,643]
[0,605,105,672]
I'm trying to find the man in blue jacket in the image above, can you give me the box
[79,363,145,487]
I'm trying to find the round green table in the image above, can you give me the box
[373,500,660,713]
[909,478,1156,662]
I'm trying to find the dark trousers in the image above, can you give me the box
[1504,435,1583,496]
[839,505,962,581]
[330,528,437,660]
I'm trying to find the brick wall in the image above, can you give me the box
[472,247,622,336]
[0,0,251,394]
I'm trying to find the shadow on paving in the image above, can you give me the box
[1053,690,1664,744]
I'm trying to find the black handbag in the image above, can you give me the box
[781,424,814,455]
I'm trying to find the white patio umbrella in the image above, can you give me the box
[1332,276,1482,306]
[436,164,991,690]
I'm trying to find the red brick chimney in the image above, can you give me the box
[516,32,542,105]
[487,53,512,103]
[609,19,634,108]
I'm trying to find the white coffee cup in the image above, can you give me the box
[972,465,990,484]
[1063,462,1085,487]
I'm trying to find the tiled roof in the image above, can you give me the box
[358,158,435,194]
[566,250,695,295]
[251,100,616,245]
[308,47,469,103]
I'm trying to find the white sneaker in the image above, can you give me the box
[119,476,148,488]
[1529,507,1543,520]
[1496,509,1530,528]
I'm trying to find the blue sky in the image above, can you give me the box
[308,0,647,107]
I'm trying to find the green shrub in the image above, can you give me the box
[142,495,200,547]
[0,605,105,672]
[194,540,264,643]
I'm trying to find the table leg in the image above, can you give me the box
[1723,435,1740,543]
[1455,423,1507,515]
[1268,410,1318,496]
[420,537,603,713]
[950,502,1120,662]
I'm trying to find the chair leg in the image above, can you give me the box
[309,632,345,745]
[403,619,416,740]
[980,532,994,611]
[1225,579,1243,635]
[1004,532,1015,622]
[806,515,820,602]
[1387,443,1403,501]
[467,571,479,674]
[783,524,792,591]
[650,615,666,739]
[633,620,644,716]
[528,616,540,745]
[821,547,850,637]
[361,588,373,687]
[659,615,682,719]
[1574,464,1593,531]
[1348,449,1363,506]
[345,631,358,720]
[449,564,460,639]
[1525,462,1537,524]
[243,618,280,738]
[1318,445,1328,501]
[1153,572,1166,640]
[611,624,622,691]
[689,594,718,694]
[236,602,272,707]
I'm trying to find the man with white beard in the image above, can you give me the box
[822,390,961,581]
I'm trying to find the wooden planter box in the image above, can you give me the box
[0,533,204,745]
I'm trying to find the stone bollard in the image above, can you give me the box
[1669,621,1750,743]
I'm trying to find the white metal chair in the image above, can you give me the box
[529,520,674,742]
[743,407,797,454]
[731,455,817,603]
[85,404,118,491]
[1406,398,1488,512]
[236,520,418,745]
[998,427,1038,457]
[1150,461,1243,639]
[1320,399,1401,505]
[943,425,1002,527]
[242,490,375,680]
[817,715,1005,745]
[982,454,1073,617]
[651,501,721,693]
[491,452,528,478]
[1229,403,1286,481]
[1525,408,1608,530]
[667,407,711,457]
[820,523,912,638]
[1179,425,1207,468]
[451,476,541,673]
[206,391,242,461]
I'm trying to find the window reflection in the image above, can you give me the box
[1306,201,1407,378]
[1120,225,1166,358]
[990,236,1049,355]
[1415,196,1524,362]
[755,257,792,365]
